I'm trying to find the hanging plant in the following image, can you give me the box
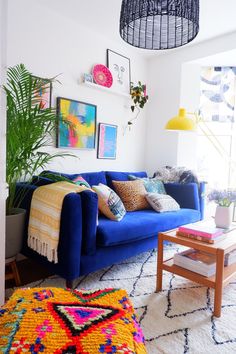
[130,81,149,112]
[125,81,149,132]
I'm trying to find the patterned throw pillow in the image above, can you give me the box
[73,175,91,188]
[128,175,166,194]
[92,183,126,221]
[112,180,150,211]
[146,193,180,213]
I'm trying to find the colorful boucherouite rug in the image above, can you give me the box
[5,244,236,354]
[0,287,147,353]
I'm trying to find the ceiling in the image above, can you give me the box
[40,0,236,57]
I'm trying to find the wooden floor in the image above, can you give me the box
[5,258,53,289]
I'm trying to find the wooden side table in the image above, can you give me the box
[156,229,236,317]
[5,257,21,286]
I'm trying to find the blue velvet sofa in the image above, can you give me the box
[19,170,205,287]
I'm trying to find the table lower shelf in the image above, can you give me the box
[162,258,236,289]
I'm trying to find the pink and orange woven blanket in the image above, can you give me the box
[0,287,147,353]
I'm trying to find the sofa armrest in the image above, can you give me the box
[164,182,200,211]
[57,193,82,280]
[80,190,99,255]
[17,183,83,281]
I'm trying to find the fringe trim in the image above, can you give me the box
[28,235,58,263]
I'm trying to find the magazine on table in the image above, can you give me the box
[176,231,227,244]
[225,248,236,266]
[179,220,224,239]
[174,249,216,277]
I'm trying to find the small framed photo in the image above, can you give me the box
[83,73,93,83]
[107,49,131,94]
[97,123,117,159]
[33,76,52,109]
[57,97,97,149]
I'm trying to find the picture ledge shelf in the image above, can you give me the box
[81,81,130,98]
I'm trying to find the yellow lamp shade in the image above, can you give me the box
[165,108,196,131]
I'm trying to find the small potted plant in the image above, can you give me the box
[125,81,149,132]
[208,189,236,228]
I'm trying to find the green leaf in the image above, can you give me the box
[4,64,77,214]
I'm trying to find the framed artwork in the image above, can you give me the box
[33,76,52,109]
[57,97,97,149]
[97,123,117,159]
[83,73,93,83]
[107,49,131,94]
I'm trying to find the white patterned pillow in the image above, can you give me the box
[92,183,126,221]
[146,193,180,213]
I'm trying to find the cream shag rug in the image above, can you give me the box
[7,245,236,354]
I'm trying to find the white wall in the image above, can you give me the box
[7,0,148,174]
[145,31,236,175]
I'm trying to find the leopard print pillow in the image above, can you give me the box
[112,180,150,211]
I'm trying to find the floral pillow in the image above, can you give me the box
[92,183,126,221]
[73,175,91,188]
[128,175,166,194]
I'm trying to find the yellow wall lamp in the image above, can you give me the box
[165,108,235,167]
[165,108,197,131]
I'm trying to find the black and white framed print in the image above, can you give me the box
[107,49,131,94]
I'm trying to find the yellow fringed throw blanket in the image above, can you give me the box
[28,181,88,263]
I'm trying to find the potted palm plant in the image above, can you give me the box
[4,63,72,258]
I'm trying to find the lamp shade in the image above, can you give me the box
[120,0,199,50]
[165,108,196,131]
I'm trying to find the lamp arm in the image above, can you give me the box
[188,112,236,171]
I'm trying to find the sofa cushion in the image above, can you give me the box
[128,175,166,194]
[73,175,91,188]
[92,183,126,221]
[43,170,107,186]
[79,172,107,186]
[97,209,201,247]
[106,171,147,189]
[112,180,150,211]
[146,193,180,212]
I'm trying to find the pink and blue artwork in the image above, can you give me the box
[57,97,96,149]
[97,123,117,159]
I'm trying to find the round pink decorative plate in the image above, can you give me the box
[92,64,113,88]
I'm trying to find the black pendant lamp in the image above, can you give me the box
[120,0,199,50]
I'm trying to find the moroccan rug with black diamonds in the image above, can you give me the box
[7,244,236,354]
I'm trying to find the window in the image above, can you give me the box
[197,67,236,189]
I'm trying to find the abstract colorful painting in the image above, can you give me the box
[97,123,117,159]
[200,67,236,123]
[57,97,96,149]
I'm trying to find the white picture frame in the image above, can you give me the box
[107,49,131,94]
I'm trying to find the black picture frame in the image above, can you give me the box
[56,97,97,150]
[107,49,131,94]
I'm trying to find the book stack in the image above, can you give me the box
[225,249,236,266]
[177,221,225,244]
[174,249,216,277]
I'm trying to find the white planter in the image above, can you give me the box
[215,205,233,229]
